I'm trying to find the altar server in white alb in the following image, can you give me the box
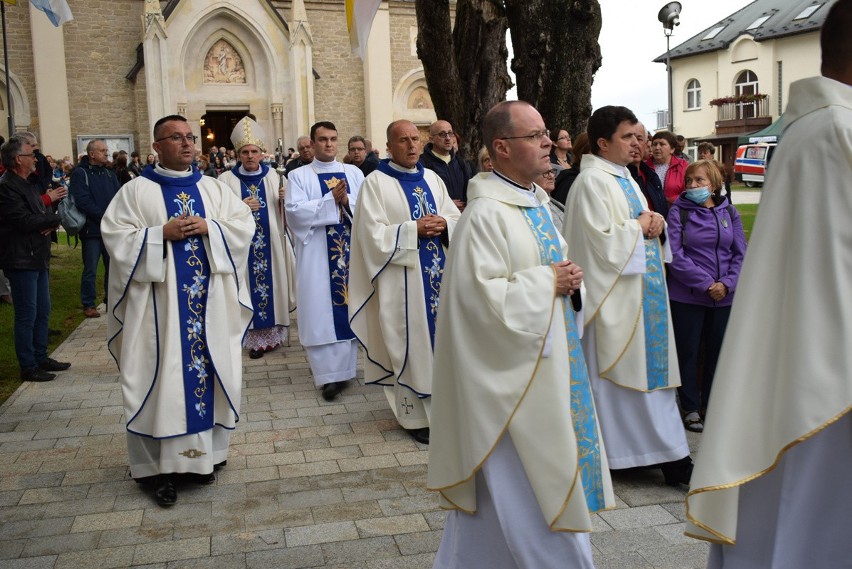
[286,121,364,401]
[218,116,296,359]
[349,119,460,446]
[686,2,851,566]
[562,105,692,486]
[102,115,254,507]
[429,101,614,568]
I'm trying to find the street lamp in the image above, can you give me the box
[658,2,682,133]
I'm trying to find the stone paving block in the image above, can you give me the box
[638,542,709,568]
[653,522,695,545]
[0,461,41,476]
[367,552,435,569]
[32,426,92,440]
[210,529,285,555]
[53,433,115,449]
[278,460,341,480]
[611,470,691,507]
[0,411,52,425]
[0,517,74,540]
[244,505,314,532]
[591,527,671,555]
[243,428,301,444]
[660,500,687,522]
[395,451,429,467]
[71,509,144,533]
[328,432,386,447]
[0,472,65,492]
[88,424,128,436]
[67,414,122,427]
[297,424,352,439]
[355,513,429,538]
[0,490,23,507]
[29,400,83,412]
[273,436,332,453]
[592,551,654,569]
[165,552,247,569]
[598,504,678,530]
[21,529,101,556]
[342,482,409,503]
[393,529,442,556]
[171,513,246,539]
[360,440,418,457]
[18,484,90,505]
[285,520,359,547]
[244,477,313,500]
[61,466,128,486]
[142,501,212,527]
[377,494,438,517]
[98,525,174,548]
[245,450,306,469]
[340,401,391,414]
[311,500,384,525]
[229,441,276,456]
[0,431,35,443]
[38,456,103,473]
[244,544,325,569]
[0,555,58,569]
[271,416,325,429]
[349,419,399,434]
[0,538,26,560]
[321,535,400,565]
[132,537,210,565]
[320,411,377,426]
[0,439,58,455]
[308,469,372,491]
[245,409,299,422]
[278,488,344,510]
[216,466,280,485]
[303,445,362,463]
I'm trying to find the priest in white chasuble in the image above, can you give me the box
[285,121,364,401]
[218,116,295,359]
[101,115,254,507]
[348,120,460,446]
[562,105,692,487]
[687,5,852,566]
[428,101,614,569]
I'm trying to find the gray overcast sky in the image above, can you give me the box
[591,0,752,131]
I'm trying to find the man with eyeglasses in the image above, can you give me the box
[69,139,120,318]
[0,134,70,382]
[420,120,472,211]
[286,121,364,402]
[101,115,254,507]
[347,135,379,177]
[562,106,692,489]
[429,101,612,568]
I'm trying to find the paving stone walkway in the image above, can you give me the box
[0,313,709,568]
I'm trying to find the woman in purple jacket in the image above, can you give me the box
[667,160,747,432]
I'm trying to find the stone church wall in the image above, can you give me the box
[1,4,39,136]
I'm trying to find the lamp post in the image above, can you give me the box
[658,2,682,133]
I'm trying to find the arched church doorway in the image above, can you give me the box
[200,110,249,154]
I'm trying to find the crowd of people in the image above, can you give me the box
[0,1,848,566]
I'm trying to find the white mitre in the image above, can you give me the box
[230,116,266,152]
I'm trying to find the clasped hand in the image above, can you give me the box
[416,214,447,238]
[164,214,208,240]
[638,211,664,240]
[554,259,583,296]
[331,179,349,206]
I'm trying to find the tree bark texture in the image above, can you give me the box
[506,0,602,140]
[416,0,511,159]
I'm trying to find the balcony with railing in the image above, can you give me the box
[712,94,772,135]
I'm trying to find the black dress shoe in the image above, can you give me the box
[153,475,178,507]
[248,348,264,359]
[321,381,345,401]
[39,358,71,372]
[214,460,227,471]
[48,328,61,337]
[660,456,694,487]
[407,427,430,445]
[21,367,56,382]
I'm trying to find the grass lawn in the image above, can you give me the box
[0,234,105,405]
[735,203,759,240]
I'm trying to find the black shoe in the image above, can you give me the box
[153,475,178,507]
[39,358,71,372]
[214,460,227,471]
[321,381,345,402]
[407,427,430,445]
[21,367,56,382]
[661,456,693,487]
[48,328,61,337]
[248,349,264,359]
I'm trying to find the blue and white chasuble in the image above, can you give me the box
[615,177,669,390]
[315,170,355,341]
[231,164,277,328]
[144,167,215,435]
[519,204,607,513]
[376,160,446,348]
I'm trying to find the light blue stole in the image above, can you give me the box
[615,176,669,389]
[519,202,606,513]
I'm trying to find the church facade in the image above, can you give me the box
[1,0,437,160]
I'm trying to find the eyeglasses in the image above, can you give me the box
[155,134,199,144]
[16,153,35,158]
[499,130,550,143]
[542,169,557,178]
[431,131,455,139]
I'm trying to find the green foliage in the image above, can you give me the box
[735,204,759,241]
[0,238,104,405]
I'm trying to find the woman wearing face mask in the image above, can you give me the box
[666,160,747,433]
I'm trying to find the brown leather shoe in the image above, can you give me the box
[83,307,100,318]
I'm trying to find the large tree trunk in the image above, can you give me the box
[416,0,511,159]
[506,0,602,139]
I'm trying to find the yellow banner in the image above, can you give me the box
[2,0,17,6]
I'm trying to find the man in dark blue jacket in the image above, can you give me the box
[628,122,668,218]
[70,139,120,318]
[420,120,472,211]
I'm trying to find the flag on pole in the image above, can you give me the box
[31,0,73,27]
[345,0,381,60]
[2,1,17,6]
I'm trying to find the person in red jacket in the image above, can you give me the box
[646,130,688,204]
